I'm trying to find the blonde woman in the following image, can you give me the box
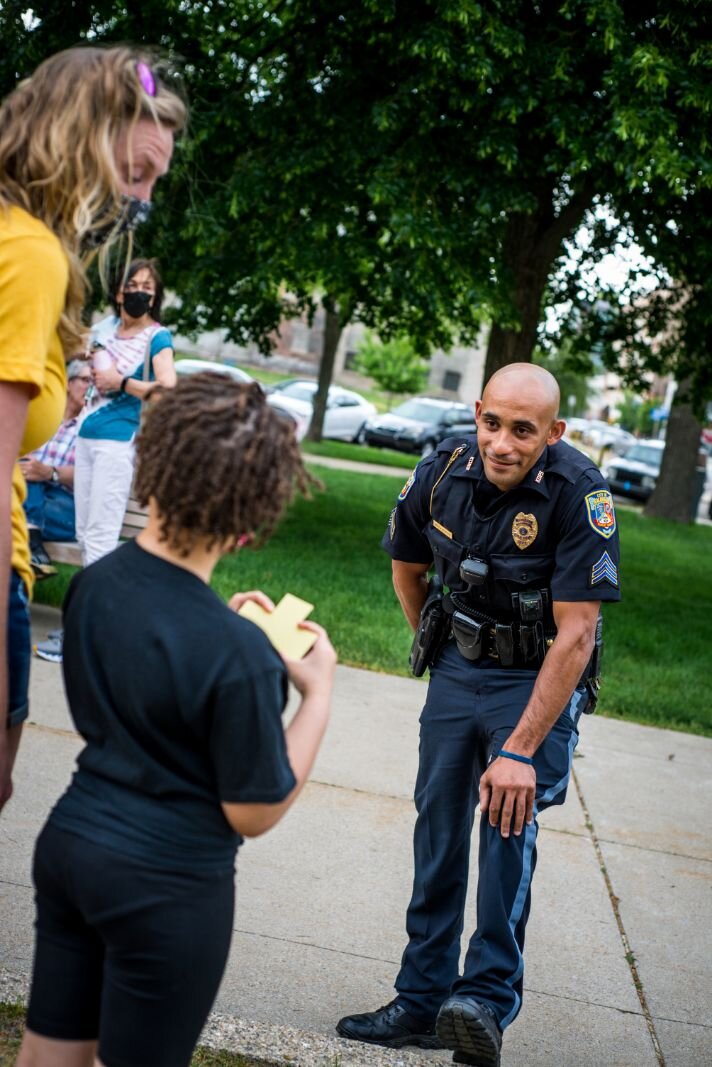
[0,47,185,810]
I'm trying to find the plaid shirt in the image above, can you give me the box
[30,416,79,470]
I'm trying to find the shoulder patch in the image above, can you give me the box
[398,469,417,501]
[585,489,617,539]
[389,507,396,540]
[591,551,619,588]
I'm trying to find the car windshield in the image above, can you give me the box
[391,400,453,424]
[278,382,317,403]
[624,444,664,468]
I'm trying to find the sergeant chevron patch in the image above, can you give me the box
[590,551,618,588]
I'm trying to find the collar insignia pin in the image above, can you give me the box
[535,470,544,484]
[466,456,474,471]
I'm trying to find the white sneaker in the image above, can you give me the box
[34,632,63,663]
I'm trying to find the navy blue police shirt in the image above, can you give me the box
[382,436,620,622]
[50,540,296,873]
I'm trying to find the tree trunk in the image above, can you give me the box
[484,260,550,381]
[644,383,702,523]
[307,304,343,442]
[483,186,594,387]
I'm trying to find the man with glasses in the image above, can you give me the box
[20,358,91,579]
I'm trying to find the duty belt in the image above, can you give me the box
[446,593,604,714]
[447,593,555,669]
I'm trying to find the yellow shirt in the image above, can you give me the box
[0,205,68,593]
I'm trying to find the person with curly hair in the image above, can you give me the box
[0,44,185,810]
[18,373,336,1067]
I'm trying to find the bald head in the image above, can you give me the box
[484,363,560,421]
[475,363,565,491]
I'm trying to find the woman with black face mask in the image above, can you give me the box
[66,259,176,616]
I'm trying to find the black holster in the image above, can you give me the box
[409,576,449,677]
[579,613,604,713]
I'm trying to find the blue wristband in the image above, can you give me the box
[498,748,534,766]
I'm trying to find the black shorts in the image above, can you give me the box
[26,822,235,1067]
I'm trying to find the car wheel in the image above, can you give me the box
[355,424,368,445]
[420,439,436,457]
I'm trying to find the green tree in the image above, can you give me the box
[554,178,712,520]
[2,1,709,458]
[354,333,429,405]
[616,392,658,437]
[614,392,640,434]
[533,341,591,419]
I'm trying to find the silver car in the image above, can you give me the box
[603,440,665,501]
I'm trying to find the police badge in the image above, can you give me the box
[512,512,538,549]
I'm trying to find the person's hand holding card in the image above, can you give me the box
[237,593,318,659]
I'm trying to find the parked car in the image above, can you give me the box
[175,358,254,384]
[175,360,307,438]
[564,416,591,440]
[603,439,665,501]
[266,379,376,441]
[360,397,476,456]
[584,420,636,453]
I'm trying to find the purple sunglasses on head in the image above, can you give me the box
[136,61,157,97]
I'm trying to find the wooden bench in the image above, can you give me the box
[44,497,149,567]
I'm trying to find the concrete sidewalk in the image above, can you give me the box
[1,604,710,1066]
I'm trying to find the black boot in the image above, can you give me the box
[436,996,502,1067]
[336,999,442,1049]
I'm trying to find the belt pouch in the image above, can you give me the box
[452,611,485,661]
[495,623,515,666]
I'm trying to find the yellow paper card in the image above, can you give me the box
[238,593,317,659]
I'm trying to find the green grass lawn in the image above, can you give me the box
[0,1002,277,1067]
[235,363,293,388]
[301,439,415,469]
[34,468,712,735]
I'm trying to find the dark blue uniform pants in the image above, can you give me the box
[395,641,586,1030]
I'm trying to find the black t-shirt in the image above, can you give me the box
[50,540,296,872]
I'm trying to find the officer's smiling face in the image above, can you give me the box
[475,365,565,492]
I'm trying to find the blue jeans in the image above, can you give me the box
[23,482,76,541]
[7,570,31,727]
[395,641,586,1029]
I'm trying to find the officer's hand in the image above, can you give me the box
[282,623,337,697]
[479,758,536,839]
[228,590,275,615]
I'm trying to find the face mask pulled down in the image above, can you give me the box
[85,195,153,250]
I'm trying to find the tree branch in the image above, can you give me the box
[534,180,597,263]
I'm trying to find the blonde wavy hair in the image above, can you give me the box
[0,45,186,355]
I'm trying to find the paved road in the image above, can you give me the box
[1,603,710,1065]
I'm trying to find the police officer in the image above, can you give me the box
[336,364,620,1067]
